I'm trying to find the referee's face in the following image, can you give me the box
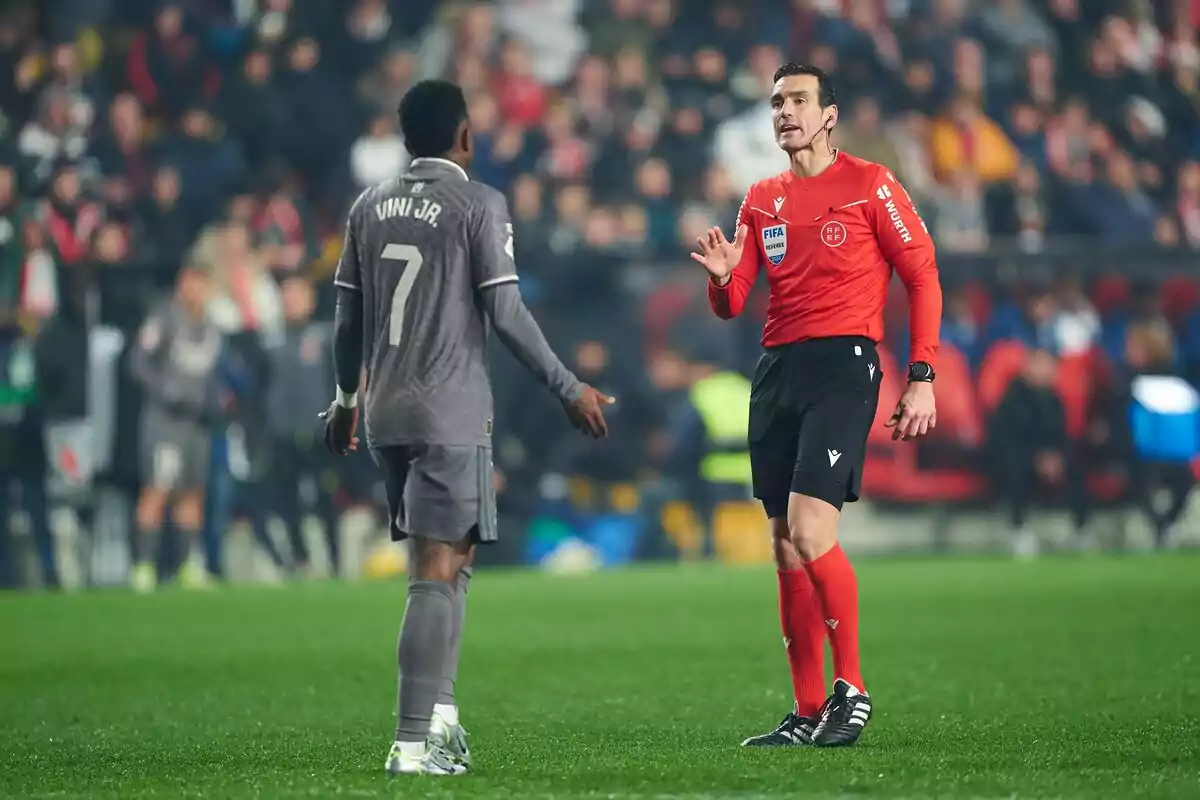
[771,74,826,152]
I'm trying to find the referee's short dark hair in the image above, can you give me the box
[773,63,837,108]
[398,80,469,159]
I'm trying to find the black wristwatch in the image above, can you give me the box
[907,361,935,383]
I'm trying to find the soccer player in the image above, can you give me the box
[320,79,613,777]
[691,64,941,748]
[129,265,224,593]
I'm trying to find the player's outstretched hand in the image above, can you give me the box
[885,381,937,441]
[565,384,616,439]
[319,403,360,455]
[690,225,747,285]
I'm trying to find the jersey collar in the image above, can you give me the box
[409,157,470,182]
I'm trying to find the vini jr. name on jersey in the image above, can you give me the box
[375,196,443,228]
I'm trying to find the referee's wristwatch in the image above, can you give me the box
[907,361,935,383]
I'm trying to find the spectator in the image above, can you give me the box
[931,169,989,253]
[418,2,497,82]
[162,104,245,231]
[587,0,649,59]
[18,90,90,183]
[137,165,191,281]
[1050,274,1101,357]
[1106,320,1195,547]
[835,95,905,181]
[264,276,341,576]
[1176,160,1200,246]
[571,55,614,139]
[40,41,101,135]
[1023,47,1059,114]
[254,177,316,277]
[275,37,355,205]
[888,111,937,207]
[92,93,157,203]
[634,157,675,256]
[498,0,588,86]
[897,57,938,117]
[247,0,305,54]
[200,220,282,337]
[358,47,416,119]
[1006,101,1047,170]
[977,0,1055,88]
[991,161,1050,251]
[351,114,408,190]
[538,102,590,184]
[1045,97,1093,178]
[126,4,220,120]
[468,92,527,190]
[930,93,1020,184]
[1086,150,1158,244]
[218,50,289,171]
[333,0,395,82]
[713,97,777,196]
[36,160,101,267]
[987,348,1089,558]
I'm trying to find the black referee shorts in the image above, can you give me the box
[748,336,883,517]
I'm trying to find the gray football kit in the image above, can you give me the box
[130,300,222,492]
[334,157,581,543]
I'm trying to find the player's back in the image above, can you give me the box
[348,158,497,448]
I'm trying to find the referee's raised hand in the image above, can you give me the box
[885,381,937,441]
[691,225,748,286]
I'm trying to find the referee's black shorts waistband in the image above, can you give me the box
[763,335,879,358]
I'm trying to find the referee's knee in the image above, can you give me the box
[786,493,841,562]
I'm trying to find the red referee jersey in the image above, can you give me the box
[708,152,942,365]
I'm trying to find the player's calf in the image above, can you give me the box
[132,487,168,592]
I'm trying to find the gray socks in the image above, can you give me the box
[134,526,160,565]
[437,567,472,706]
[395,580,455,742]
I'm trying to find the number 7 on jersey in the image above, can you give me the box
[382,243,424,347]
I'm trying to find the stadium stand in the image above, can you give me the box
[3,0,1200,586]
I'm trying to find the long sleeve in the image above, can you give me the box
[482,281,582,404]
[130,310,177,408]
[707,194,761,319]
[869,167,942,365]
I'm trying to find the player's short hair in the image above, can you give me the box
[773,63,837,108]
[398,80,469,159]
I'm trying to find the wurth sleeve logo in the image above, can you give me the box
[877,186,912,244]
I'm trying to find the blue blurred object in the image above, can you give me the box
[523,516,575,564]
[583,514,643,566]
[1129,375,1200,463]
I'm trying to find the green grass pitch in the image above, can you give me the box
[2,554,1199,799]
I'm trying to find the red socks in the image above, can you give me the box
[804,543,864,691]
[777,570,827,717]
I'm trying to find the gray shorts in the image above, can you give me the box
[140,417,210,493]
[372,444,497,544]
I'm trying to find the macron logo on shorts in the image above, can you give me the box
[828,449,842,467]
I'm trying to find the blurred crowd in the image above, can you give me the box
[3,0,1200,587]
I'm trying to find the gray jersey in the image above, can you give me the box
[130,299,222,421]
[335,158,520,448]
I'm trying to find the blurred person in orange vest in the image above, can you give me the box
[930,93,1020,184]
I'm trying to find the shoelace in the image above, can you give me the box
[823,694,866,727]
